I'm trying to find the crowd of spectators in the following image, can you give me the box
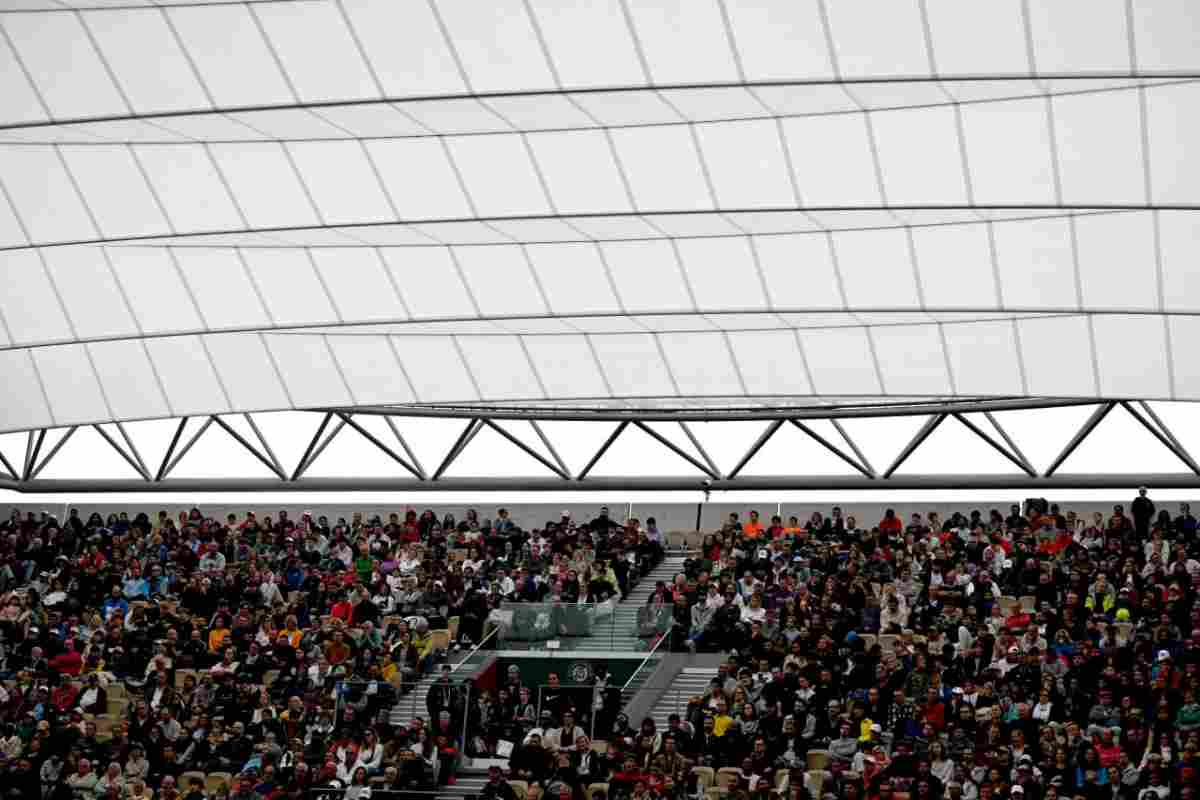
[494,493,1200,800]
[0,503,664,800]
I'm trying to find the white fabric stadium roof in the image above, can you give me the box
[2,0,1199,435]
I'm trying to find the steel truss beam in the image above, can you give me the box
[6,474,1200,493]
[1,399,1199,493]
[340,397,1095,422]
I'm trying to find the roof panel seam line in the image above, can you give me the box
[74,9,135,115]
[514,335,550,401]
[141,337,175,417]
[937,322,958,396]
[25,349,57,427]
[356,140,405,224]
[449,334,484,402]
[651,332,683,398]
[666,238,701,313]
[815,0,843,80]
[1128,8,1175,400]
[614,0,655,87]
[862,326,888,398]
[322,333,357,405]
[372,247,414,320]
[98,246,145,335]
[157,5,217,109]
[985,221,1005,309]
[720,330,750,397]
[8,204,1196,252]
[436,138,481,218]
[0,308,1187,355]
[51,145,105,257]
[381,336,422,404]
[1017,0,1040,81]
[259,332,296,409]
[520,0,563,89]
[278,142,328,227]
[304,248,346,323]
[128,145,179,235]
[233,247,280,327]
[164,248,210,330]
[582,333,616,399]
[332,0,387,100]
[3,77,1197,144]
[1011,318,1030,395]
[0,21,53,121]
[904,226,928,310]
[791,329,818,395]
[744,237,775,311]
[915,0,978,215]
[71,208,1140,249]
[425,0,474,93]
[0,292,13,345]
[201,143,253,228]
[444,247,484,318]
[518,244,555,319]
[197,333,236,414]
[245,1,302,104]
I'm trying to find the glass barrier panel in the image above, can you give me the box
[491,600,676,651]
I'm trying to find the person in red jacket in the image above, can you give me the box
[49,638,83,676]
[879,509,903,537]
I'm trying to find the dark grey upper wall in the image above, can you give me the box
[5,496,1187,533]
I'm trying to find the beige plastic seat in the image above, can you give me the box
[179,771,206,790]
[692,767,715,793]
[1019,595,1037,612]
[206,772,233,795]
[585,783,610,800]
[807,749,830,771]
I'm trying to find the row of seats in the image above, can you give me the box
[506,764,831,800]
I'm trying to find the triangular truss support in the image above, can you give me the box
[483,419,569,479]
[0,447,17,481]
[336,412,423,480]
[790,419,875,478]
[1121,401,1200,475]
[883,414,948,478]
[210,416,286,480]
[292,412,345,481]
[577,421,630,480]
[432,418,482,481]
[952,413,1036,477]
[633,421,718,479]
[25,426,76,480]
[4,399,1200,491]
[1044,403,1116,477]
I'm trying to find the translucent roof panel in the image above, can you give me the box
[0,0,1198,436]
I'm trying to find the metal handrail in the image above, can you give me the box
[621,622,672,694]
[452,624,498,673]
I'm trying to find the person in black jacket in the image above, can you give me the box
[1131,487,1155,538]
[480,765,518,800]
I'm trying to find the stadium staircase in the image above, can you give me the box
[644,666,719,730]
[573,554,687,650]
